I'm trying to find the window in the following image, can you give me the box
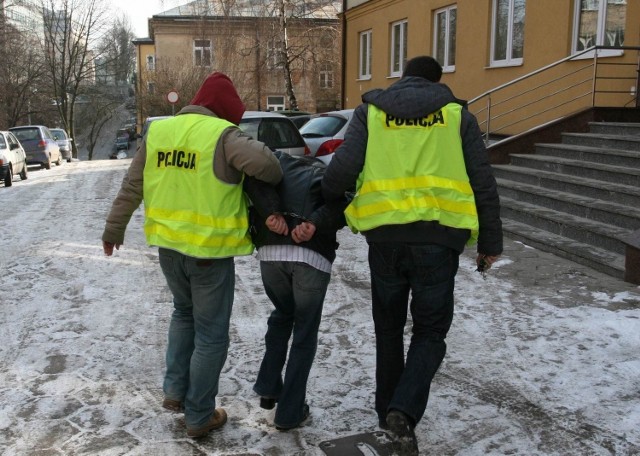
[319,63,334,89]
[267,39,284,70]
[267,96,285,111]
[573,0,626,56]
[490,0,525,67]
[358,30,372,79]
[433,5,457,72]
[147,82,155,94]
[146,55,155,71]
[390,20,408,77]
[194,39,211,67]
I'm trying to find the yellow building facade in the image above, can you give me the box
[342,0,639,136]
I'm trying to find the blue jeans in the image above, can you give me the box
[253,261,330,428]
[368,242,458,426]
[158,248,234,428]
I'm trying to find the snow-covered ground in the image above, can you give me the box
[0,159,639,455]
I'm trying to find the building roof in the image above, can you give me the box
[155,0,341,20]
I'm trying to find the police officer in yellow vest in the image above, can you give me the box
[102,72,282,439]
[322,56,503,455]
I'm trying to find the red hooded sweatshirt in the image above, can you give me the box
[190,72,246,125]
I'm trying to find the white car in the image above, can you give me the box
[0,131,28,187]
[239,111,309,157]
[299,109,354,164]
[50,128,73,162]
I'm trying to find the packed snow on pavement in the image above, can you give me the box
[0,159,639,455]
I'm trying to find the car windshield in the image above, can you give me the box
[239,118,304,149]
[0,135,6,149]
[10,128,39,142]
[299,116,347,137]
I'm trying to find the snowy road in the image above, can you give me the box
[0,160,639,455]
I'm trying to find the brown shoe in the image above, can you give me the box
[162,398,183,413]
[187,408,228,439]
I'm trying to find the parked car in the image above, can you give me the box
[50,128,73,162]
[290,115,312,129]
[239,111,309,157]
[278,109,312,129]
[299,109,354,164]
[0,130,28,187]
[9,125,62,169]
[139,116,172,139]
[115,135,129,151]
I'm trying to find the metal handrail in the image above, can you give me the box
[467,45,640,145]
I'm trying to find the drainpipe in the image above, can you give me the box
[340,0,347,109]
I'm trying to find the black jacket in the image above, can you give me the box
[245,152,350,263]
[321,77,503,256]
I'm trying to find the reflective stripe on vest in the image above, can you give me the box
[143,114,253,258]
[345,103,479,245]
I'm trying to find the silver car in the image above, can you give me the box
[9,125,62,169]
[239,111,309,157]
[50,128,73,162]
[299,109,354,164]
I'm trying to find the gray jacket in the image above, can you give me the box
[321,77,502,255]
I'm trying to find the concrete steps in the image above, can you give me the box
[492,121,640,281]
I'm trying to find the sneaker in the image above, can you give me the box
[186,408,228,439]
[386,410,419,456]
[275,404,310,431]
[260,397,277,410]
[162,398,183,413]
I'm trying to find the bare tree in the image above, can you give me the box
[40,0,109,159]
[75,86,119,160]
[97,14,135,86]
[0,23,48,126]
[138,55,211,120]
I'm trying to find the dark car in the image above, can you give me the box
[9,125,62,169]
[239,111,309,156]
[115,135,129,150]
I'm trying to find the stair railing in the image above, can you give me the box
[468,45,640,145]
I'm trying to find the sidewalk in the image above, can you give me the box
[1,211,639,456]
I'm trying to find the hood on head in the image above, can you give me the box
[190,72,245,125]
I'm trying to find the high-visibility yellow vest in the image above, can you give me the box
[345,103,479,245]
[143,114,253,258]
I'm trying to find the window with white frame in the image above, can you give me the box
[267,39,284,70]
[320,63,334,89]
[358,29,372,79]
[573,0,626,56]
[267,96,285,111]
[194,39,211,67]
[390,20,408,77]
[490,0,525,67]
[433,5,457,72]
[146,55,155,71]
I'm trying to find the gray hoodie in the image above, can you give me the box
[321,76,502,255]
